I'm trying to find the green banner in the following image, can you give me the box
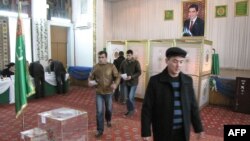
[236,1,248,16]
[15,16,35,118]
[165,10,174,20]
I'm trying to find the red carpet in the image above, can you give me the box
[0,86,250,141]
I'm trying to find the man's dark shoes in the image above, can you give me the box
[107,121,112,127]
[124,111,134,117]
[95,131,103,138]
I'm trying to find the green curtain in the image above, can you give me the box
[211,53,220,75]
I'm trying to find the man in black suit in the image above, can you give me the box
[1,62,15,77]
[29,61,45,98]
[183,4,204,36]
[113,51,125,102]
[50,60,67,94]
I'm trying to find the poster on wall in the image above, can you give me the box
[199,76,210,107]
[174,42,201,76]
[182,0,206,36]
[202,44,212,74]
[106,42,125,63]
[164,10,174,20]
[215,5,227,18]
[150,46,169,74]
[235,0,248,16]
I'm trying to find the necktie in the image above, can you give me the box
[189,21,194,30]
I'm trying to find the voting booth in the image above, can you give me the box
[149,37,212,107]
[107,37,213,108]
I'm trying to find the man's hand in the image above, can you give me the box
[126,76,132,80]
[111,83,117,90]
[196,132,205,140]
[88,81,94,87]
[142,137,150,141]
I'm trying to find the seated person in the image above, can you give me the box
[1,62,15,77]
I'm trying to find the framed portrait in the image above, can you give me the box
[164,10,174,20]
[182,0,206,37]
[235,1,248,16]
[215,5,227,18]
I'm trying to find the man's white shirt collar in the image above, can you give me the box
[191,16,198,23]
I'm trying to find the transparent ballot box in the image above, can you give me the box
[38,107,88,141]
[20,127,48,141]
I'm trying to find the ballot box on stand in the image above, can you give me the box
[20,127,48,141]
[38,107,88,141]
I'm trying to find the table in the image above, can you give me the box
[0,77,14,104]
[0,72,69,104]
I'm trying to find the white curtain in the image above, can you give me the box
[106,0,250,70]
[207,0,250,70]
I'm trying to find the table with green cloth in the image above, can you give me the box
[0,72,69,104]
[29,72,69,99]
[0,77,14,104]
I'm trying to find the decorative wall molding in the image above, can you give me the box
[35,19,48,61]
[0,16,10,70]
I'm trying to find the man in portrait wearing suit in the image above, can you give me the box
[183,4,204,36]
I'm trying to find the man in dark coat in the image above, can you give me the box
[141,47,204,141]
[50,60,66,94]
[113,51,125,102]
[29,61,45,98]
[120,49,141,116]
[1,62,15,77]
[183,4,204,36]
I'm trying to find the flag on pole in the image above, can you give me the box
[15,2,35,118]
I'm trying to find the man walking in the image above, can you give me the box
[120,49,141,116]
[113,51,125,102]
[88,51,120,138]
[141,47,204,141]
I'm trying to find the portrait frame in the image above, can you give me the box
[235,1,248,16]
[164,10,174,20]
[182,0,206,37]
[215,5,227,18]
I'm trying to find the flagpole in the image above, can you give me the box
[22,112,25,129]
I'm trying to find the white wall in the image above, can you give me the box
[74,28,93,67]
[73,0,94,67]
[206,0,250,69]
[104,1,113,44]
[104,0,250,69]
[111,0,182,40]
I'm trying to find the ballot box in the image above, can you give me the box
[20,127,48,141]
[38,107,88,141]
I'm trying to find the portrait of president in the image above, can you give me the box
[183,3,204,36]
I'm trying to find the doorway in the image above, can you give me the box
[50,26,68,67]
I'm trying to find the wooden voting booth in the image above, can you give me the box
[107,37,213,108]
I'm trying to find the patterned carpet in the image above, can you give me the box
[0,86,250,141]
